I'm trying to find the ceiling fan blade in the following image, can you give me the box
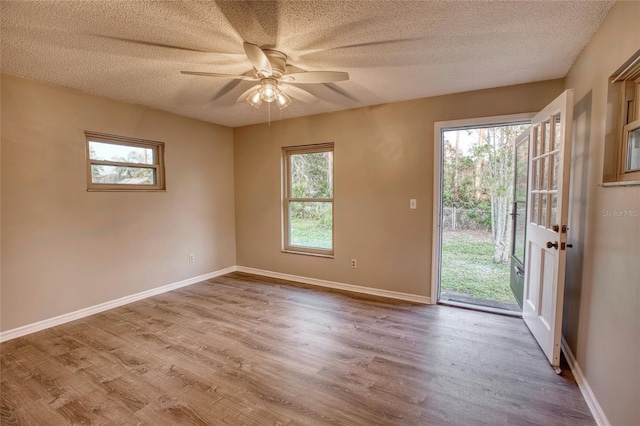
[280,71,349,84]
[180,71,258,81]
[280,85,319,103]
[96,35,211,53]
[243,42,273,76]
[236,85,261,103]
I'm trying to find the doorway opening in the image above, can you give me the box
[433,116,531,315]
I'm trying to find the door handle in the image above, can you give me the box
[546,241,558,249]
[514,265,524,277]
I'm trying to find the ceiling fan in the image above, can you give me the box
[181,42,349,110]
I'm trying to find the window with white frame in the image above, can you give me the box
[282,143,334,256]
[606,49,640,183]
[85,132,166,191]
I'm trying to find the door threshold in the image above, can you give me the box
[439,300,522,318]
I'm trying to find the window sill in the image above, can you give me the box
[87,188,166,192]
[281,249,334,259]
[601,180,640,187]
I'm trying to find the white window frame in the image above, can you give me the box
[282,143,334,257]
[611,50,640,182]
[85,131,166,191]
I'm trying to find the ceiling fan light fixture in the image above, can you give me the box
[276,91,292,110]
[247,90,263,109]
[260,79,278,103]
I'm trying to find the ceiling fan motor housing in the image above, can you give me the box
[261,50,287,78]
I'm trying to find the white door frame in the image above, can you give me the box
[431,113,536,306]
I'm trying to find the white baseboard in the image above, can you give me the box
[236,266,431,304]
[561,337,610,426]
[0,266,237,343]
[1,265,429,343]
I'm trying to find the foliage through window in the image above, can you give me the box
[85,132,166,191]
[442,124,528,263]
[283,143,334,256]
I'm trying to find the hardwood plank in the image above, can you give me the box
[0,272,595,425]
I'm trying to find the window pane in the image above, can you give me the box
[290,151,333,198]
[289,202,332,250]
[551,154,559,190]
[515,138,528,201]
[626,126,640,171]
[91,165,156,185]
[531,193,539,225]
[553,114,561,151]
[542,156,549,190]
[514,201,526,262]
[543,121,550,155]
[550,194,558,228]
[541,194,548,228]
[89,141,154,165]
[532,159,539,190]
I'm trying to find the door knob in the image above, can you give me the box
[546,241,558,249]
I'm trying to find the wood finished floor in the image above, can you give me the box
[1,272,594,425]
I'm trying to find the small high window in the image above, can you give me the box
[604,49,640,183]
[85,132,166,191]
[282,143,334,257]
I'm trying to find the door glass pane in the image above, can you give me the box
[543,121,551,155]
[542,156,549,190]
[290,151,334,198]
[550,194,558,228]
[535,125,541,157]
[551,154,559,190]
[531,193,539,224]
[553,114,562,151]
[541,194,548,228]
[289,201,332,249]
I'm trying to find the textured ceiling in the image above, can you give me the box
[1,1,613,128]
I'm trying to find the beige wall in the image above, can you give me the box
[1,74,236,332]
[563,2,640,425]
[234,79,564,297]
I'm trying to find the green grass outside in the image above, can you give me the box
[441,231,516,303]
[290,220,514,304]
[290,217,332,249]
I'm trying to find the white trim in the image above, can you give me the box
[561,337,610,426]
[0,266,237,343]
[431,120,443,305]
[431,113,536,306]
[236,266,431,304]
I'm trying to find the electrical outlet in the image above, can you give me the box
[189,254,195,263]
[350,259,357,268]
